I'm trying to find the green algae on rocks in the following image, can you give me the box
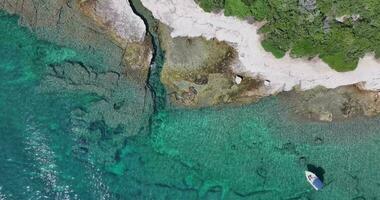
[78,0,153,84]
[158,23,267,107]
[282,84,380,122]
[1,0,123,70]
[0,0,155,172]
[129,0,168,113]
[0,10,117,199]
[0,10,77,83]
[1,0,152,85]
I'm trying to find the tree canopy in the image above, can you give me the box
[195,0,380,71]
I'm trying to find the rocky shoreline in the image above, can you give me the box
[157,23,268,107]
[2,0,380,123]
[156,20,380,121]
[0,0,155,168]
[282,85,380,122]
[78,0,153,84]
[1,0,152,83]
[140,0,380,93]
[139,0,380,121]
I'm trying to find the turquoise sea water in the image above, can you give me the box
[1,10,380,200]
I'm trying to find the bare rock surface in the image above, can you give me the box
[79,0,145,43]
[282,85,380,121]
[1,0,152,83]
[91,0,145,42]
[1,0,121,69]
[158,23,268,107]
[79,0,153,84]
[140,0,380,95]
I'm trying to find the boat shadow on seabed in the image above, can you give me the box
[307,164,325,182]
[306,164,335,190]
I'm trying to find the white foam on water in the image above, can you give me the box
[24,116,77,199]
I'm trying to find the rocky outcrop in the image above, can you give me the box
[79,0,146,43]
[1,0,152,84]
[139,0,380,121]
[0,0,154,167]
[141,0,380,96]
[282,85,380,121]
[1,0,120,69]
[78,0,153,84]
[158,23,268,107]
[42,60,152,134]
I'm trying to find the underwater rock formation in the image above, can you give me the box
[78,0,153,84]
[0,0,152,84]
[1,0,120,69]
[283,85,380,121]
[0,0,154,167]
[39,60,153,166]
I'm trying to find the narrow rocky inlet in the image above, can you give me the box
[129,0,167,113]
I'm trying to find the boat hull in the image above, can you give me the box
[305,171,324,190]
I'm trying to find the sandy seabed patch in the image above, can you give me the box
[140,0,380,94]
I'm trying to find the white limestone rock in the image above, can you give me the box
[235,75,242,85]
[95,0,146,42]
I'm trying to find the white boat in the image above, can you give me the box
[305,171,324,190]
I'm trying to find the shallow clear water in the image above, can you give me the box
[1,11,380,200]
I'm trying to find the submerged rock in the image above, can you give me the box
[4,0,155,131]
[40,60,153,166]
[79,0,153,84]
[1,0,152,84]
[282,85,380,121]
[1,0,154,167]
[1,0,120,69]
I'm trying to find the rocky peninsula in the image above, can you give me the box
[138,0,380,120]
[140,0,380,93]
[3,0,380,121]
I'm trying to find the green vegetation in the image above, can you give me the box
[195,0,380,71]
[197,0,224,12]
[224,0,251,18]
